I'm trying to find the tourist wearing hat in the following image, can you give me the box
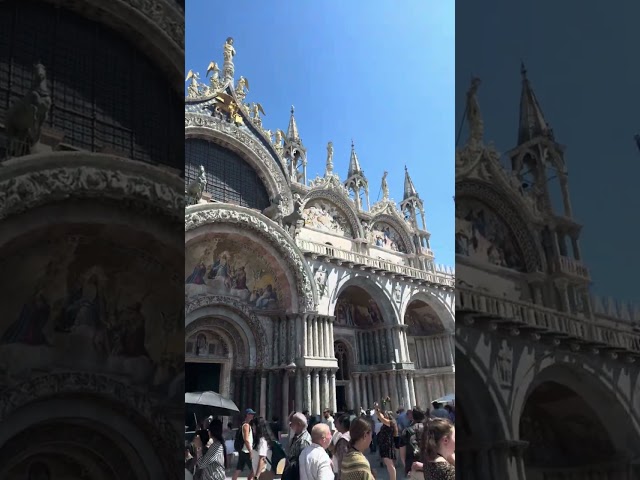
[232,408,257,480]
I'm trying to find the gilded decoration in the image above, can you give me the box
[185,205,317,313]
[456,197,525,271]
[303,198,353,238]
[185,235,289,311]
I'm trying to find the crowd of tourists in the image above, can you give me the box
[186,400,455,480]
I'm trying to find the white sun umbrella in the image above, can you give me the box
[432,393,455,405]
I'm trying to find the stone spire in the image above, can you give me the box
[347,140,364,177]
[283,105,307,184]
[400,165,426,232]
[518,62,552,145]
[286,105,300,142]
[344,140,369,211]
[403,165,419,201]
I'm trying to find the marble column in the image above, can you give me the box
[388,329,397,363]
[260,371,267,417]
[328,317,335,358]
[320,369,328,412]
[233,370,242,405]
[295,368,303,412]
[312,369,320,415]
[374,332,382,364]
[367,375,375,407]
[313,317,319,357]
[352,373,361,411]
[246,371,255,410]
[408,373,417,408]
[389,372,399,409]
[273,318,280,365]
[319,320,325,358]
[282,369,290,427]
[305,316,311,357]
[346,379,354,411]
[360,374,368,409]
[304,368,312,412]
[329,370,337,413]
[402,372,411,409]
[374,373,382,406]
[358,333,365,365]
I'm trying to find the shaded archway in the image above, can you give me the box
[334,340,355,412]
[455,349,510,479]
[520,381,628,478]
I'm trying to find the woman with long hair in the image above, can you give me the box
[251,416,275,480]
[374,403,399,480]
[194,420,226,480]
[340,417,375,480]
[415,417,455,480]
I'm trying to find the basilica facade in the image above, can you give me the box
[455,67,640,479]
[184,38,455,425]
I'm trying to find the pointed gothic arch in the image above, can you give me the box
[368,212,416,255]
[456,180,542,273]
[302,188,364,239]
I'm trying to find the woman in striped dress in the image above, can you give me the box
[194,420,227,480]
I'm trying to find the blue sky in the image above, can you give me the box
[186,0,455,268]
[456,0,640,302]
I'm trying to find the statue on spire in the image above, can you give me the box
[326,141,334,175]
[222,37,236,83]
[381,171,389,200]
[466,77,484,146]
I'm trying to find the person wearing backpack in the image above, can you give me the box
[232,408,257,480]
[402,409,426,480]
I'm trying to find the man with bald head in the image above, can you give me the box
[299,423,334,480]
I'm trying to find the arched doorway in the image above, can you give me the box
[333,283,402,410]
[334,340,354,412]
[520,382,628,479]
[404,299,454,402]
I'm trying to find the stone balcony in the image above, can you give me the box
[456,287,640,358]
[556,255,590,280]
[296,238,455,289]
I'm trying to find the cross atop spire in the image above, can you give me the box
[348,140,363,177]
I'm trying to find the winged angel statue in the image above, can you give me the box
[185,70,200,98]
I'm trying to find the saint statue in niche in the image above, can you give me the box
[196,333,207,356]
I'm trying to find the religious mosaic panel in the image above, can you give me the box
[335,286,384,327]
[0,226,184,391]
[368,221,407,253]
[302,199,353,238]
[455,198,525,271]
[185,234,290,311]
[404,301,445,335]
[186,331,230,358]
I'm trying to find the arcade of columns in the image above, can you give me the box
[228,310,453,423]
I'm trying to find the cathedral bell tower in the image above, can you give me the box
[508,63,591,316]
[344,141,369,211]
[283,106,308,185]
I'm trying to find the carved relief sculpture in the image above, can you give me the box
[223,37,236,82]
[5,63,53,158]
[185,165,207,205]
[496,339,513,386]
[326,141,334,175]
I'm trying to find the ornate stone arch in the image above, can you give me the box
[185,204,318,313]
[330,274,399,326]
[0,373,180,479]
[511,357,640,456]
[185,114,293,212]
[303,188,364,239]
[8,0,183,91]
[0,153,183,224]
[456,180,542,272]
[185,295,268,368]
[369,213,416,254]
[402,290,455,334]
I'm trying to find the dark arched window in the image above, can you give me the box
[0,0,182,171]
[185,138,270,210]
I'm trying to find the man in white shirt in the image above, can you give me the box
[299,423,334,480]
[322,409,336,434]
